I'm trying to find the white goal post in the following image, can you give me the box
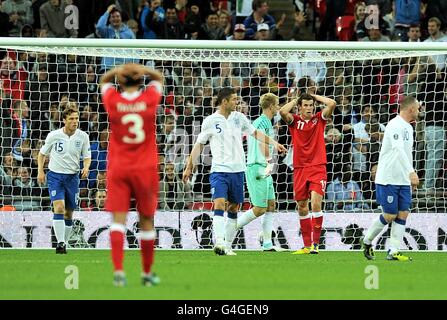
[0,38,446,250]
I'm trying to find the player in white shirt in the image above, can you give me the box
[37,104,91,254]
[182,87,286,255]
[361,96,420,262]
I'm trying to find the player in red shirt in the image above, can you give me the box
[99,63,163,287]
[280,93,336,254]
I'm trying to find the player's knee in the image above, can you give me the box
[53,204,65,214]
[382,213,396,223]
[267,202,275,212]
[213,199,226,211]
[297,201,309,214]
[253,206,267,217]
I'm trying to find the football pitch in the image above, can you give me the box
[1,250,446,300]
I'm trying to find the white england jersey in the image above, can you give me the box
[40,128,91,174]
[375,116,414,186]
[197,111,256,173]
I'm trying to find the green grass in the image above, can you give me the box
[0,250,446,300]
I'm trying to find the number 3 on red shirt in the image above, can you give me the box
[121,113,145,144]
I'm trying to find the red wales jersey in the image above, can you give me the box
[101,82,162,171]
[288,111,327,168]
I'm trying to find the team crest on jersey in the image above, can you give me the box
[393,134,399,140]
[233,118,240,127]
[51,190,57,197]
[312,118,318,125]
[387,196,394,204]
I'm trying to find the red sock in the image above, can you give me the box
[140,239,155,274]
[110,230,125,272]
[312,215,324,245]
[299,217,312,247]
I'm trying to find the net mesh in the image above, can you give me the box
[0,41,447,250]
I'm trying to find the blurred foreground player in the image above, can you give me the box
[100,63,163,286]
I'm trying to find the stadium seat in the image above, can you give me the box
[336,16,355,41]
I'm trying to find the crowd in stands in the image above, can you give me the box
[0,0,447,212]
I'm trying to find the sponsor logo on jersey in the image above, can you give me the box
[393,134,399,140]
[312,118,318,125]
[75,140,81,148]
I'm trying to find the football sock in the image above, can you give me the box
[110,223,126,272]
[262,212,274,248]
[389,218,406,255]
[225,212,238,250]
[312,211,324,245]
[236,209,256,229]
[364,214,388,245]
[140,230,156,275]
[53,214,65,244]
[299,214,312,248]
[213,210,225,246]
[64,219,73,244]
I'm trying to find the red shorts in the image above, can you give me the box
[293,165,327,201]
[106,168,159,217]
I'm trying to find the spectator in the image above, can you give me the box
[317,0,346,41]
[243,0,276,39]
[325,127,352,183]
[89,189,107,211]
[198,11,226,40]
[0,152,17,197]
[354,2,366,31]
[356,4,391,39]
[393,0,421,42]
[12,166,43,210]
[184,1,202,39]
[291,8,311,41]
[254,22,271,40]
[11,99,30,162]
[424,0,447,32]
[1,0,33,37]
[140,0,165,39]
[159,162,192,210]
[352,105,385,181]
[407,24,421,42]
[0,1,14,37]
[88,128,108,189]
[326,167,370,211]
[126,18,139,36]
[424,17,447,75]
[149,5,185,39]
[212,62,241,91]
[0,51,28,101]
[360,27,391,41]
[286,51,327,87]
[96,4,137,71]
[218,9,231,38]
[227,23,247,40]
[39,0,78,38]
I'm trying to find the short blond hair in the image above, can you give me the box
[260,93,279,110]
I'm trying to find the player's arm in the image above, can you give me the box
[252,130,287,155]
[312,94,336,119]
[182,143,205,183]
[37,133,55,185]
[80,133,92,179]
[279,98,297,125]
[37,152,47,185]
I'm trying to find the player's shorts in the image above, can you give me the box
[293,164,327,201]
[246,164,275,208]
[106,168,159,217]
[47,171,80,210]
[376,184,411,214]
[210,172,244,204]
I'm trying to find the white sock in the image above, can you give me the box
[364,215,387,245]
[389,221,406,254]
[212,215,225,246]
[262,212,274,247]
[225,218,238,250]
[236,209,257,229]
[53,219,65,244]
[64,226,73,243]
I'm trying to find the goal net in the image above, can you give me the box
[0,38,446,251]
